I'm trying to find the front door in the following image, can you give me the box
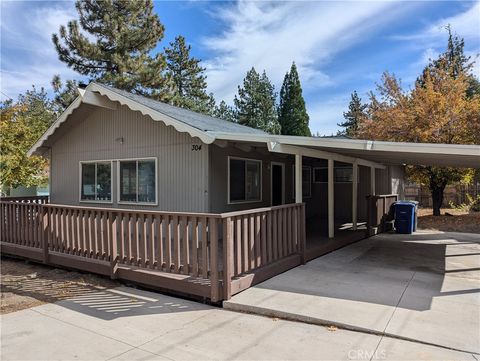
[271,162,284,206]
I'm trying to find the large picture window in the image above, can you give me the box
[229,157,261,203]
[119,159,156,204]
[80,161,112,202]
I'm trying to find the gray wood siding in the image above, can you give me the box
[208,144,295,213]
[50,104,209,212]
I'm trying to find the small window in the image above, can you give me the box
[314,166,354,183]
[292,165,312,199]
[335,167,353,182]
[119,159,156,204]
[229,158,261,203]
[80,162,112,202]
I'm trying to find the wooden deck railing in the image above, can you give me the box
[0,200,305,302]
[220,203,306,300]
[1,195,49,204]
[366,194,398,234]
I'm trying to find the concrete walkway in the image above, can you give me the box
[224,230,480,355]
[1,285,476,360]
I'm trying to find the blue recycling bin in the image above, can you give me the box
[394,201,416,234]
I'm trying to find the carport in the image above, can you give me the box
[214,132,480,258]
[216,136,480,354]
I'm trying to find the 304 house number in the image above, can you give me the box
[191,144,202,151]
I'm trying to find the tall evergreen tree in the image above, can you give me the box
[213,100,236,123]
[278,62,311,136]
[52,0,170,98]
[338,91,367,137]
[51,75,80,114]
[165,35,213,114]
[417,25,479,97]
[234,68,280,134]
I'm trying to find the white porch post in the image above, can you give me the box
[352,162,358,230]
[295,154,302,203]
[370,166,376,195]
[328,158,334,239]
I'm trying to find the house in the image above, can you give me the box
[2,82,478,302]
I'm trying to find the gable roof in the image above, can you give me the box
[28,82,265,156]
[99,84,265,135]
[28,82,480,168]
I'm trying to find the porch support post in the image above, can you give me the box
[352,162,358,231]
[370,166,376,195]
[295,154,302,203]
[328,158,334,239]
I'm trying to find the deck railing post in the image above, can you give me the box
[110,212,119,279]
[42,205,49,264]
[222,216,233,301]
[300,204,306,264]
[209,217,219,302]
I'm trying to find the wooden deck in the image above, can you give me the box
[0,195,395,302]
[0,198,306,303]
[305,220,368,261]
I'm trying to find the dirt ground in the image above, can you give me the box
[417,208,480,234]
[1,257,120,314]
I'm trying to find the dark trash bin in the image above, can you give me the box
[393,201,416,234]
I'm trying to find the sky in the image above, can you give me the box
[1,0,479,135]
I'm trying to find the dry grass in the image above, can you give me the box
[0,257,119,314]
[417,208,480,233]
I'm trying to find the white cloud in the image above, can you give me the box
[424,1,480,42]
[0,1,80,100]
[391,1,480,45]
[201,1,403,103]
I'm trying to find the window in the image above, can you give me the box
[119,159,156,204]
[313,166,354,183]
[291,165,312,199]
[229,157,261,203]
[80,162,112,202]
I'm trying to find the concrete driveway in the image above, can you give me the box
[224,230,480,355]
[1,285,476,361]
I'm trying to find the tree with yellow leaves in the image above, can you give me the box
[0,87,55,191]
[357,30,480,216]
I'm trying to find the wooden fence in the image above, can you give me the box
[0,199,305,302]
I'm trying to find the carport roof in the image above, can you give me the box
[211,132,480,168]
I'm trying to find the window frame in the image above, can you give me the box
[313,166,356,184]
[78,160,113,204]
[117,157,158,206]
[227,156,263,205]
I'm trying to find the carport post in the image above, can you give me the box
[352,162,358,231]
[295,154,302,203]
[328,158,334,238]
[370,166,376,195]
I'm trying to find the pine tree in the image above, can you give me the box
[338,91,367,137]
[234,68,280,134]
[165,36,213,114]
[213,100,236,123]
[52,0,170,98]
[417,25,478,97]
[51,75,80,114]
[278,62,311,136]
